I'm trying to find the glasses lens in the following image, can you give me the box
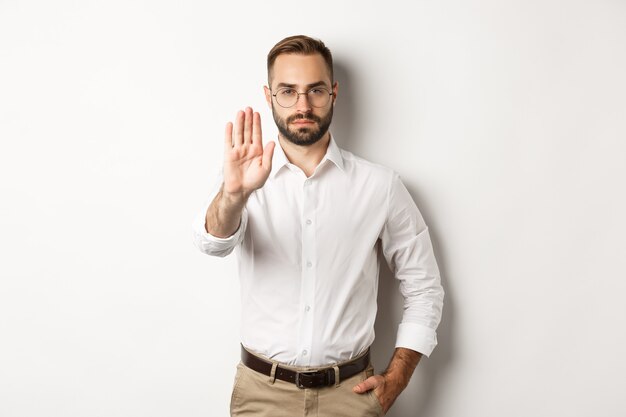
[307,88,331,108]
[275,88,298,107]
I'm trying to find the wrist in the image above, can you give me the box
[221,187,251,204]
[382,370,411,391]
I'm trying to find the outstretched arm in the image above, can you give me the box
[205,107,274,238]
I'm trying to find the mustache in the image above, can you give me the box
[287,113,321,123]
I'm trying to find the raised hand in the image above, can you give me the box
[223,107,275,198]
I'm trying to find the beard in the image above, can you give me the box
[272,103,333,146]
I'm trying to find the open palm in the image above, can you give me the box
[223,107,275,197]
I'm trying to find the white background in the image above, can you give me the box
[1,1,625,416]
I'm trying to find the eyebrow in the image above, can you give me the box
[275,81,329,89]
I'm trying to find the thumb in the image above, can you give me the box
[262,141,275,171]
[353,375,381,394]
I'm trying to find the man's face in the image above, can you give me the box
[264,53,337,146]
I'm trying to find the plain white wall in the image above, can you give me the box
[1,1,625,416]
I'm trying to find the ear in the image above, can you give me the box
[263,85,272,108]
[332,81,338,105]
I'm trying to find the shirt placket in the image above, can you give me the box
[298,177,317,366]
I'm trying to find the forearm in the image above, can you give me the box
[205,184,249,238]
[382,347,422,390]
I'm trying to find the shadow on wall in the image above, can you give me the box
[332,58,456,417]
[330,60,359,151]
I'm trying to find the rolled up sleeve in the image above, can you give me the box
[380,172,444,357]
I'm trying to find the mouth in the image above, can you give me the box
[291,119,315,125]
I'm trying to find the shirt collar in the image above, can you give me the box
[270,132,345,179]
[324,133,345,172]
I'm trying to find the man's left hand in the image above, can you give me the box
[352,372,404,414]
[352,347,423,414]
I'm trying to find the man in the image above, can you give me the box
[192,35,444,417]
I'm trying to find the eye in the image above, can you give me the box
[309,88,324,95]
[280,88,296,96]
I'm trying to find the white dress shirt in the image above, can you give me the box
[192,134,444,367]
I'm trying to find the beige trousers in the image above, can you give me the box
[230,357,384,417]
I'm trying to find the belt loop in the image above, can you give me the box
[333,365,340,388]
[268,362,278,384]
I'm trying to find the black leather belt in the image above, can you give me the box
[241,345,370,389]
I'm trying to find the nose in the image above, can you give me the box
[295,92,312,113]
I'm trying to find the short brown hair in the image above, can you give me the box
[267,35,334,86]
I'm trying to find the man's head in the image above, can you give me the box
[264,35,338,147]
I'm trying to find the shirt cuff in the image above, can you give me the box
[191,208,247,257]
[395,322,438,358]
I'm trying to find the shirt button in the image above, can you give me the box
[306,261,312,268]
[302,350,308,356]
[305,305,311,312]
[306,219,312,225]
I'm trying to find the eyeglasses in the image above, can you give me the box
[271,87,333,108]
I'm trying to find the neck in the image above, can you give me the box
[278,131,331,178]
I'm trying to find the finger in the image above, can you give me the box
[224,122,233,150]
[243,107,253,144]
[252,111,262,145]
[262,141,275,171]
[352,376,381,394]
[234,110,244,146]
